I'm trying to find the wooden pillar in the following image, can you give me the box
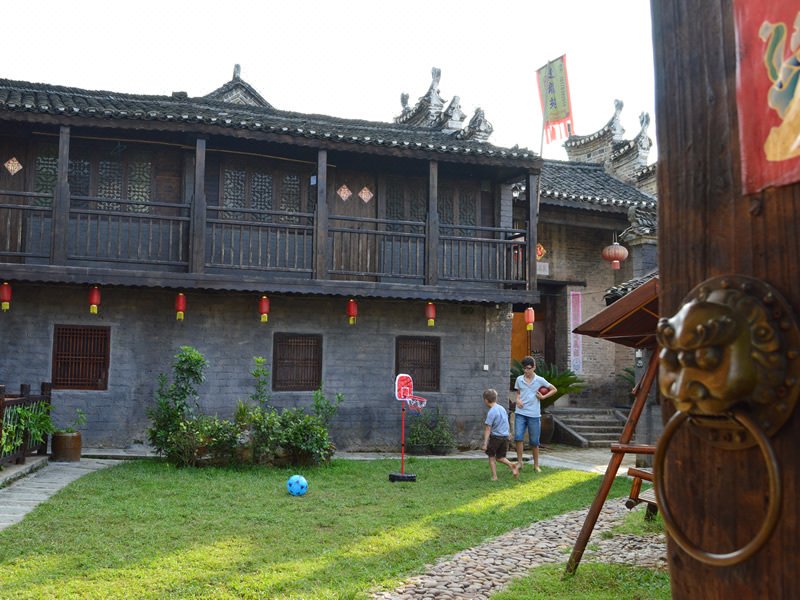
[50,126,70,265]
[426,160,439,285]
[314,149,329,280]
[527,172,539,292]
[189,137,206,273]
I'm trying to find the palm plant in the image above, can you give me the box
[534,362,587,410]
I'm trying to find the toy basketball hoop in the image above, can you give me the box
[395,373,428,412]
[390,373,427,483]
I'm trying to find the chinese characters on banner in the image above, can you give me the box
[569,292,583,374]
[734,1,800,193]
[536,55,574,143]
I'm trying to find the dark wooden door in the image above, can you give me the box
[653,1,800,596]
[328,169,377,280]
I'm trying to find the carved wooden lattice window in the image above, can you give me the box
[251,172,274,221]
[272,333,322,391]
[279,174,301,223]
[126,158,152,213]
[222,169,247,218]
[396,336,440,392]
[52,325,110,390]
[385,177,426,233]
[34,153,57,206]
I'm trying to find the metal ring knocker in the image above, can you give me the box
[655,275,800,568]
[653,409,782,567]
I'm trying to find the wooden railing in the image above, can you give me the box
[0,383,51,467]
[69,196,190,268]
[0,189,529,287]
[0,191,53,263]
[206,205,315,274]
[440,224,527,284]
[328,215,426,280]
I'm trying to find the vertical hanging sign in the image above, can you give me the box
[569,291,583,374]
[734,1,800,193]
[537,55,575,143]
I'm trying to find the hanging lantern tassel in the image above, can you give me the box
[259,295,270,323]
[425,302,436,327]
[601,241,629,270]
[0,282,11,312]
[524,306,535,331]
[347,298,358,325]
[88,285,101,315]
[175,292,186,321]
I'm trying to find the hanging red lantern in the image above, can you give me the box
[425,302,436,327]
[175,292,186,321]
[259,295,270,323]
[601,241,629,270]
[524,307,535,331]
[88,285,101,314]
[347,298,358,325]
[0,282,11,312]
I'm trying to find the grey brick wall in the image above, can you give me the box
[0,284,512,450]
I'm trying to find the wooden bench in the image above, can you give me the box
[625,465,658,520]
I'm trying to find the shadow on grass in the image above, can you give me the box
[0,459,630,599]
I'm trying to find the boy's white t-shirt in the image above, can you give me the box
[515,374,552,418]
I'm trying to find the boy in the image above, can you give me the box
[514,356,557,473]
[481,388,519,480]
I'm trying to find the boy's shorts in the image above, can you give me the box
[485,434,509,457]
[514,413,541,446]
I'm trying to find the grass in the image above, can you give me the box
[0,458,635,599]
[491,563,671,600]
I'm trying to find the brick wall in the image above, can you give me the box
[0,284,513,450]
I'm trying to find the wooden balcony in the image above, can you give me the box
[0,189,536,303]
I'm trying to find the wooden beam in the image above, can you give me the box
[527,172,539,292]
[189,137,206,273]
[426,160,439,285]
[314,149,329,279]
[50,126,70,264]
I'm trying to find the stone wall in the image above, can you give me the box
[0,284,513,450]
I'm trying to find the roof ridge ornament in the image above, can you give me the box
[233,64,241,80]
[394,66,446,127]
[455,107,493,142]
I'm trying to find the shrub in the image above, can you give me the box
[277,408,334,466]
[312,387,343,427]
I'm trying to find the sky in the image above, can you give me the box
[5,0,656,161]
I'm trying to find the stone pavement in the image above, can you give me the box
[0,457,121,530]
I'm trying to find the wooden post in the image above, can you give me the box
[189,137,207,273]
[50,126,71,264]
[426,160,439,285]
[314,149,329,280]
[527,172,539,292]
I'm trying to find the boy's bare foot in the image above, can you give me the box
[534,465,542,473]
[512,466,519,479]
[516,462,524,471]
[491,477,498,481]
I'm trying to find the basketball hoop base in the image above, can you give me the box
[389,472,417,482]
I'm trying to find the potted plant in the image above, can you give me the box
[533,363,587,444]
[51,409,86,462]
[0,404,53,462]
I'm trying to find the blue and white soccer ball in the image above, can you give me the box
[286,474,308,496]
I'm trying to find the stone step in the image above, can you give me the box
[568,426,625,435]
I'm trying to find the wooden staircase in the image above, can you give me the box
[549,408,628,448]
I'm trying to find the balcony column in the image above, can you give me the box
[314,149,329,280]
[189,137,207,273]
[50,126,71,265]
[425,160,439,285]
[527,171,539,291]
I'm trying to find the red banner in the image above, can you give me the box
[735,1,800,193]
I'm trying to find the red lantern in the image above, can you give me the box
[425,302,436,327]
[601,241,629,270]
[0,282,11,312]
[524,307,535,331]
[347,298,358,325]
[175,292,186,321]
[259,295,270,323]
[88,285,101,314]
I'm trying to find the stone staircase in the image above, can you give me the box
[549,408,628,448]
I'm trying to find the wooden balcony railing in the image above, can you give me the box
[0,190,530,288]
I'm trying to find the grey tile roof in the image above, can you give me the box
[604,269,658,304]
[0,78,537,165]
[540,160,656,211]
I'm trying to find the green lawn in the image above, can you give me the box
[0,458,635,599]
